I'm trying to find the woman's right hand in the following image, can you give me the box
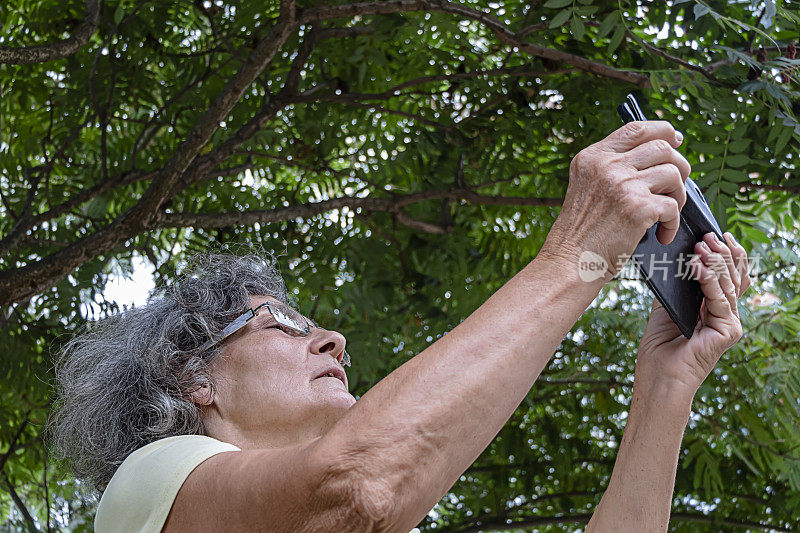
[542,121,691,280]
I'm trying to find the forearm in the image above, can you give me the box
[587,381,694,532]
[316,237,604,527]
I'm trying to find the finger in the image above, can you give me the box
[689,254,733,321]
[724,232,752,296]
[601,121,683,153]
[698,242,737,312]
[652,195,681,245]
[638,163,687,211]
[703,233,741,298]
[624,139,692,179]
[696,241,737,316]
[651,296,663,312]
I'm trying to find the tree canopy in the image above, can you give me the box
[1,0,799,530]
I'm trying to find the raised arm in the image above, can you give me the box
[164,121,691,532]
[587,232,751,531]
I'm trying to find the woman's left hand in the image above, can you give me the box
[636,232,751,396]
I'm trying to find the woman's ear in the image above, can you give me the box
[190,383,214,406]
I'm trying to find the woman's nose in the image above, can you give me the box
[309,328,347,365]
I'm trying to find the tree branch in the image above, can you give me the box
[539,376,627,387]
[154,188,563,231]
[0,411,31,474]
[628,31,710,77]
[121,0,295,225]
[167,17,339,196]
[466,463,610,475]
[437,510,792,533]
[394,209,449,234]
[669,512,793,532]
[0,162,253,257]
[43,453,51,533]
[0,411,36,530]
[234,150,353,179]
[624,30,739,88]
[297,66,573,100]
[0,1,298,306]
[0,0,649,306]
[440,512,593,532]
[0,0,99,65]
[314,96,454,130]
[129,54,243,167]
[742,181,800,194]
[0,119,91,257]
[300,0,650,87]
[2,472,38,531]
[499,37,650,88]
[0,1,333,273]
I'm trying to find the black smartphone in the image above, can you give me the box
[617,94,724,338]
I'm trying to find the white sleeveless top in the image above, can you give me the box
[95,435,421,532]
[95,435,239,532]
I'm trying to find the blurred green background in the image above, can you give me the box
[0,0,798,530]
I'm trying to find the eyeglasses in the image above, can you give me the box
[197,301,351,367]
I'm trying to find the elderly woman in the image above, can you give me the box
[52,121,750,532]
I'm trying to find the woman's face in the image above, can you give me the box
[200,295,356,448]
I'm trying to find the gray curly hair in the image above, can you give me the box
[49,251,288,492]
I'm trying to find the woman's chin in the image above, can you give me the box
[329,390,357,411]
[306,394,355,433]
[310,384,353,407]
[312,377,355,404]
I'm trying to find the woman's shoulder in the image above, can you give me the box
[95,435,240,532]
[108,434,239,473]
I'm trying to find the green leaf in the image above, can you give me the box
[549,9,572,29]
[650,72,662,95]
[723,169,750,183]
[728,139,751,152]
[775,127,793,155]
[691,142,725,155]
[740,80,766,93]
[774,247,800,264]
[84,196,110,218]
[732,446,762,476]
[765,83,790,105]
[768,322,786,341]
[693,4,711,19]
[693,453,707,489]
[718,46,761,68]
[574,6,599,16]
[114,3,125,26]
[597,11,619,38]
[720,181,739,195]
[741,225,772,244]
[544,0,573,8]
[607,24,625,54]
[725,154,750,167]
[358,61,367,86]
[570,16,585,40]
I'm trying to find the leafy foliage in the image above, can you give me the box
[0,0,798,530]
